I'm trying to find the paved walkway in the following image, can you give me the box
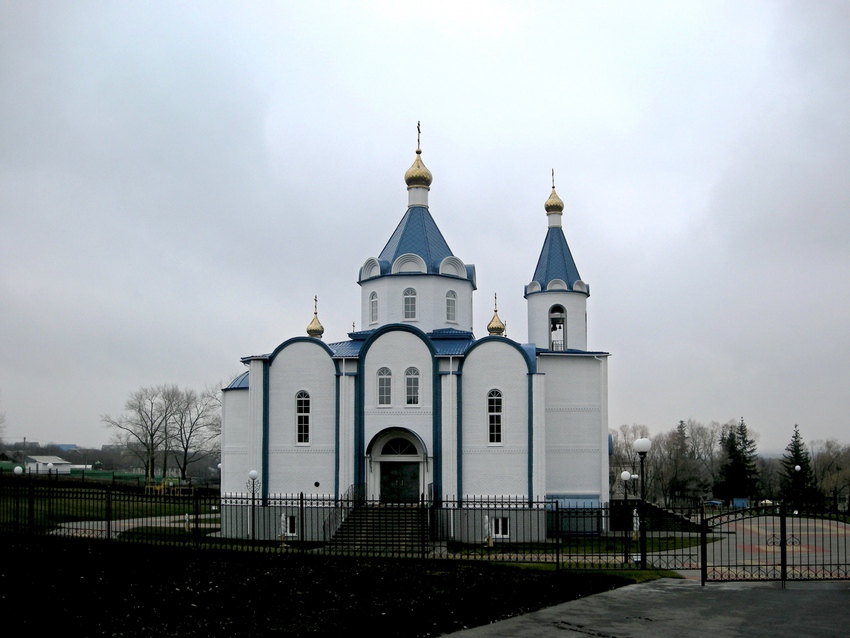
[447,577,850,637]
[54,514,219,538]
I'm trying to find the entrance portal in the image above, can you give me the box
[380,461,420,503]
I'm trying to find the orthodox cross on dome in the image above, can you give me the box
[306,295,324,339]
[405,122,432,189]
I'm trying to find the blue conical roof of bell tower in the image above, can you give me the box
[531,226,582,289]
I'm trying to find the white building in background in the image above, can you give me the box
[220,138,610,516]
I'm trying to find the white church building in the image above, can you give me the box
[220,138,611,535]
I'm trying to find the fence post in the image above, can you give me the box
[27,478,35,536]
[105,485,113,541]
[555,501,560,571]
[193,490,201,547]
[420,492,427,560]
[780,501,787,586]
[299,492,305,552]
[700,506,708,586]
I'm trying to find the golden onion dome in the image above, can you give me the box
[306,296,324,339]
[487,294,506,336]
[404,148,432,188]
[545,186,564,214]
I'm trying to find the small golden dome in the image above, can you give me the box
[545,187,564,214]
[487,293,506,336]
[404,149,432,188]
[307,296,324,339]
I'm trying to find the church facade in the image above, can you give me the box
[220,140,610,521]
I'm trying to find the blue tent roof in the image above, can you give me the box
[378,206,454,273]
[530,227,583,291]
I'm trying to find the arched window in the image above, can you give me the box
[369,292,378,324]
[377,367,392,406]
[405,367,420,406]
[446,290,457,322]
[296,391,310,444]
[381,437,418,455]
[403,288,417,320]
[549,305,566,351]
[488,389,502,444]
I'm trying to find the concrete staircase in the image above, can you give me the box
[328,505,429,555]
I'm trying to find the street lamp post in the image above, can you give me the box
[633,438,652,569]
[634,438,652,501]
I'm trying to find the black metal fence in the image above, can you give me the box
[701,502,850,583]
[2,475,848,582]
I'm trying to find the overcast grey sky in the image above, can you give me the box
[2,1,848,453]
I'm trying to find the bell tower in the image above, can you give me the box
[525,173,589,351]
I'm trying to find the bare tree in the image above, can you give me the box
[102,385,181,480]
[811,439,850,509]
[609,423,650,497]
[686,419,727,489]
[170,386,221,480]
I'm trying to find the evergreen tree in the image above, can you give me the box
[713,417,759,503]
[779,424,819,509]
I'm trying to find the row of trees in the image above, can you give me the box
[102,384,221,481]
[611,419,850,509]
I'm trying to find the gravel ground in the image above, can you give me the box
[1,538,631,637]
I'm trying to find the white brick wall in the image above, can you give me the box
[460,341,530,497]
[361,275,474,333]
[267,340,337,494]
[221,386,250,494]
[538,355,609,499]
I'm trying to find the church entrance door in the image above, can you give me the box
[380,462,419,503]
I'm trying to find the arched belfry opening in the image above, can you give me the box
[366,428,427,503]
[549,304,566,351]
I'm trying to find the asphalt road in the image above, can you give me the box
[448,578,850,637]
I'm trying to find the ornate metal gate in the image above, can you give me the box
[701,503,850,584]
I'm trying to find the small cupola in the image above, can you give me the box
[545,169,564,228]
[405,122,432,207]
[487,293,506,336]
[306,296,324,339]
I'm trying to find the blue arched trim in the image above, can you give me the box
[456,372,463,505]
[355,324,441,495]
[457,336,536,375]
[261,360,269,502]
[334,373,341,498]
[528,374,534,507]
[365,427,429,455]
[268,336,339,366]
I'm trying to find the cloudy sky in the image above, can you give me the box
[2,1,848,454]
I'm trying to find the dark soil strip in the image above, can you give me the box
[0,537,632,637]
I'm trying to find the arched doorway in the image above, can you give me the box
[366,429,427,503]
